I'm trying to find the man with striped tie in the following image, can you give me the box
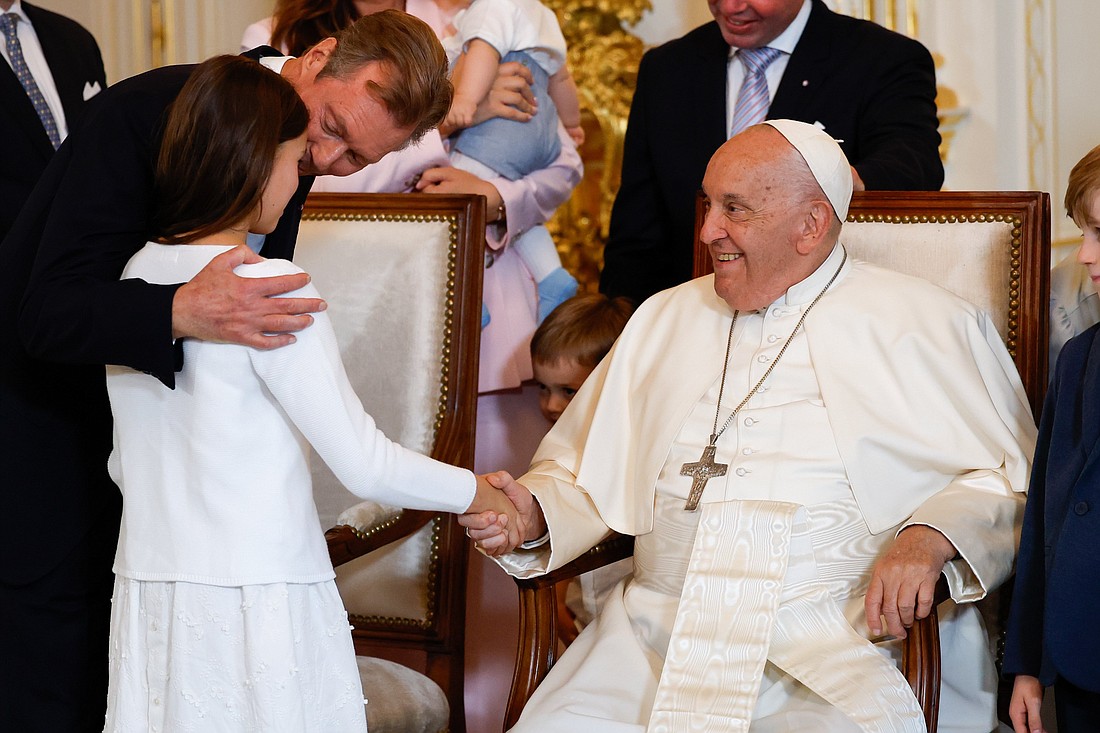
[600,0,943,306]
[0,1,103,243]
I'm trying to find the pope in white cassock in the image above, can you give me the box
[463,120,1037,733]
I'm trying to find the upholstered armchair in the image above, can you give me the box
[505,191,1051,733]
[293,193,485,733]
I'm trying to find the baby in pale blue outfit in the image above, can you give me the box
[444,0,583,324]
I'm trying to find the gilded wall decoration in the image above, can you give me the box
[544,0,651,292]
[546,1,964,291]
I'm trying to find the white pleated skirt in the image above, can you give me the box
[104,577,368,732]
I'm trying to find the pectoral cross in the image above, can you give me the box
[680,440,727,511]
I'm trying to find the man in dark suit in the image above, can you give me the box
[0,1,104,241]
[600,0,943,304]
[0,10,451,731]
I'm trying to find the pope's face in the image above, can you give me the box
[1075,191,1100,295]
[700,128,818,312]
[707,0,804,48]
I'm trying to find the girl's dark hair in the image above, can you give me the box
[152,55,308,244]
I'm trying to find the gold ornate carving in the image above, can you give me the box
[545,0,651,292]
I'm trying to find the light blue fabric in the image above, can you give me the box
[451,50,561,180]
[536,267,578,324]
[246,231,266,253]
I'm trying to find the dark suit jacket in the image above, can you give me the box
[600,0,944,304]
[0,48,313,584]
[1003,325,1100,692]
[0,2,105,242]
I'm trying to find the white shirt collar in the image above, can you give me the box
[2,1,29,23]
[258,55,292,74]
[781,242,848,306]
[728,0,812,58]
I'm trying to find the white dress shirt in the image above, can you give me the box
[724,0,811,135]
[1,0,68,139]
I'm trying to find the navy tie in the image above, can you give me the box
[729,46,782,137]
[1,13,60,148]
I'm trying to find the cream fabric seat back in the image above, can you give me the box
[291,192,484,733]
[838,192,1049,410]
[695,191,1049,410]
[295,212,449,620]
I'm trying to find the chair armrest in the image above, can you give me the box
[507,547,950,733]
[901,574,951,733]
[505,533,634,730]
[325,507,437,569]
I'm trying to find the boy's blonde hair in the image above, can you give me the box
[530,294,634,369]
[1066,144,1100,225]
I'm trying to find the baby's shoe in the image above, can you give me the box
[481,302,491,329]
[537,267,579,323]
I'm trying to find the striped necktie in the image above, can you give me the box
[1,13,61,148]
[729,46,782,137]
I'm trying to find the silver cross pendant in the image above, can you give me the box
[680,443,728,511]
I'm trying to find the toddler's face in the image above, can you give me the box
[533,358,593,423]
[1075,192,1100,295]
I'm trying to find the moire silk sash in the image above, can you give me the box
[647,501,924,733]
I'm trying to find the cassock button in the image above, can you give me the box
[767,334,779,343]
[1075,501,1089,515]
[735,467,748,477]
[744,417,756,426]
[742,448,754,455]
[757,354,770,363]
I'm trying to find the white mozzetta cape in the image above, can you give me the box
[507,258,1035,602]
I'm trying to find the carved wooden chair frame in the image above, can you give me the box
[300,193,485,733]
[506,191,1050,733]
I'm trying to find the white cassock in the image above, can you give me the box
[494,245,1036,733]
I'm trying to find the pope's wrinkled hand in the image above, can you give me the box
[459,472,545,556]
[865,524,956,638]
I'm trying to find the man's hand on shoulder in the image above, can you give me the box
[865,524,956,638]
[171,245,326,348]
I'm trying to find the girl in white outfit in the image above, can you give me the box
[103,55,518,732]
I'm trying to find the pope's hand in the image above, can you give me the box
[864,525,955,638]
[459,472,545,555]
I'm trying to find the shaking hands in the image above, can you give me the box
[462,472,546,557]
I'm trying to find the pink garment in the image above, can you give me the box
[242,11,582,393]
